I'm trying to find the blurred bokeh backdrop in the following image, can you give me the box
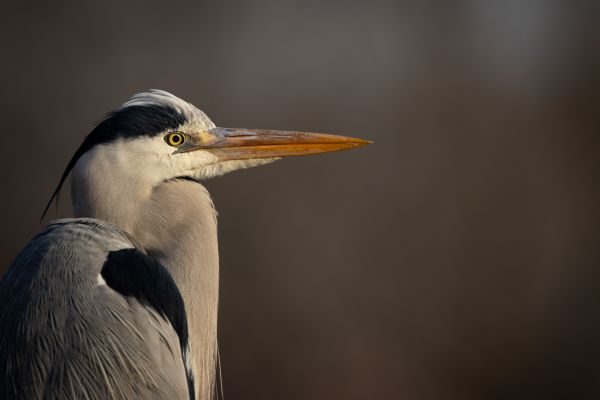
[1,1,599,399]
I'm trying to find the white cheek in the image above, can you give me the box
[173,150,220,176]
[121,137,179,180]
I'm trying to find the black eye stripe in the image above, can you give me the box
[42,103,190,219]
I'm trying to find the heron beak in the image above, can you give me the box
[178,127,371,161]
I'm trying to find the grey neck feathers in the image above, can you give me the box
[71,150,219,400]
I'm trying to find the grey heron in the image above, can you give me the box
[0,90,369,400]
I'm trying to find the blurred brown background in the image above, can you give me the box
[1,1,599,399]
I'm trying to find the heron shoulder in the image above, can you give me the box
[101,247,194,398]
[0,218,193,399]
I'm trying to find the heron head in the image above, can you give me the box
[43,89,370,218]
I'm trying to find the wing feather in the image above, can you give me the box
[0,219,192,400]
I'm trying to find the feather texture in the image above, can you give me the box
[0,219,190,400]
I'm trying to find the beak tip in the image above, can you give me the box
[352,138,373,146]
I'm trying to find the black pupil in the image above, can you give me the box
[171,134,181,144]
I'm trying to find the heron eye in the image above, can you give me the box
[165,132,186,147]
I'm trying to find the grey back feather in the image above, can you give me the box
[0,219,189,399]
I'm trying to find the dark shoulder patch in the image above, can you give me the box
[100,249,187,342]
[101,248,194,399]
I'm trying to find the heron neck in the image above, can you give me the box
[73,176,219,400]
[135,180,219,400]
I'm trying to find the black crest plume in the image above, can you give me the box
[41,104,187,220]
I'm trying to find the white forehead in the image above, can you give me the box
[121,89,216,130]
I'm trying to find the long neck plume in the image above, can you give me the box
[72,154,219,400]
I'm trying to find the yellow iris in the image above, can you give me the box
[165,132,185,147]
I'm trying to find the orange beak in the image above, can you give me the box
[178,127,371,161]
